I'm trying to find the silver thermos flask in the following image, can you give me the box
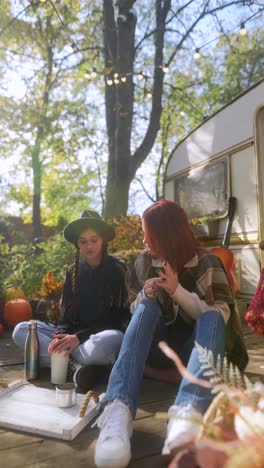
[24,320,40,380]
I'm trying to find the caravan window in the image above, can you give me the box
[174,158,229,221]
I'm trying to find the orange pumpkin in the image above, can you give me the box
[3,299,32,328]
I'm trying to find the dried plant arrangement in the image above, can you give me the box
[158,341,264,468]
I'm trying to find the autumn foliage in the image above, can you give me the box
[109,215,144,253]
[39,271,64,299]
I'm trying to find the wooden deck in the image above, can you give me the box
[0,325,263,468]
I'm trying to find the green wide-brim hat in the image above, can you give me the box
[63,210,115,244]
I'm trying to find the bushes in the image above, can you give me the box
[113,249,142,272]
[1,234,74,298]
[109,215,144,253]
[0,215,144,299]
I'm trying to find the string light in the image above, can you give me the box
[240,22,247,36]
[69,41,76,52]
[90,67,97,79]
[1,0,263,91]
[193,48,201,60]
[12,52,20,62]
[180,111,186,117]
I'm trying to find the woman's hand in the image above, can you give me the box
[144,278,159,300]
[48,334,80,356]
[155,262,179,295]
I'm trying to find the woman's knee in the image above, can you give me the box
[197,309,225,328]
[195,309,226,351]
[123,300,163,352]
[93,329,124,347]
[78,330,124,365]
[12,321,30,347]
[133,299,162,322]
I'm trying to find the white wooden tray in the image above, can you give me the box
[0,380,103,440]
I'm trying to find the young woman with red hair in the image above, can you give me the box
[93,200,248,468]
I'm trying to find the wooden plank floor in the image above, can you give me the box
[0,325,263,468]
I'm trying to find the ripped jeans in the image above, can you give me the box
[12,321,124,367]
[102,299,226,417]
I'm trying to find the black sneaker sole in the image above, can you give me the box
[75,365,95,389]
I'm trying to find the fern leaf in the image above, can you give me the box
[243,374,254,390]
[195,341,252,392]
[202,370,216,377]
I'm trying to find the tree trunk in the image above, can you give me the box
[32,128,43,240]
[103,0,171,218]
[103,0,136,217]
[105,174,131,217]
[32,41,53,239]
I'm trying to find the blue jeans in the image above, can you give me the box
[13,321,124,367]
[102,299,226,418]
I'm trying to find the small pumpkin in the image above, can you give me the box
[4,287,26,301]
[3,299,32,328]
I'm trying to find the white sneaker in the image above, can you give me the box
[94,399,133,468]
[162,404,203,455]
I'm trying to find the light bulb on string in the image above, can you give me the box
[22,0,257,99]
[240,22,247,36]
[69,41,76,53]
[91,68,97,79]
[193,48,201,60]
[12,52,19,62]
[53,62,58,72]
[85,70,91,79]
[180,111,186,117]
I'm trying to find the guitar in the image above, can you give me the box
[211,196,239,294]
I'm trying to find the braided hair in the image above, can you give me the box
[72,243,80,295]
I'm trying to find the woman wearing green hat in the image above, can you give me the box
[13,210,130,388]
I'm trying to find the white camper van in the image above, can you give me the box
[164,78,264,312]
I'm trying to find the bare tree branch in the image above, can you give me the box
[131,0,171,174]
[0,4,33,37]
[134,177,156,203]
[135,0,195,52]
[167,0,253,65]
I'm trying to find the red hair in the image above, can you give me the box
[143,200,198,273]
